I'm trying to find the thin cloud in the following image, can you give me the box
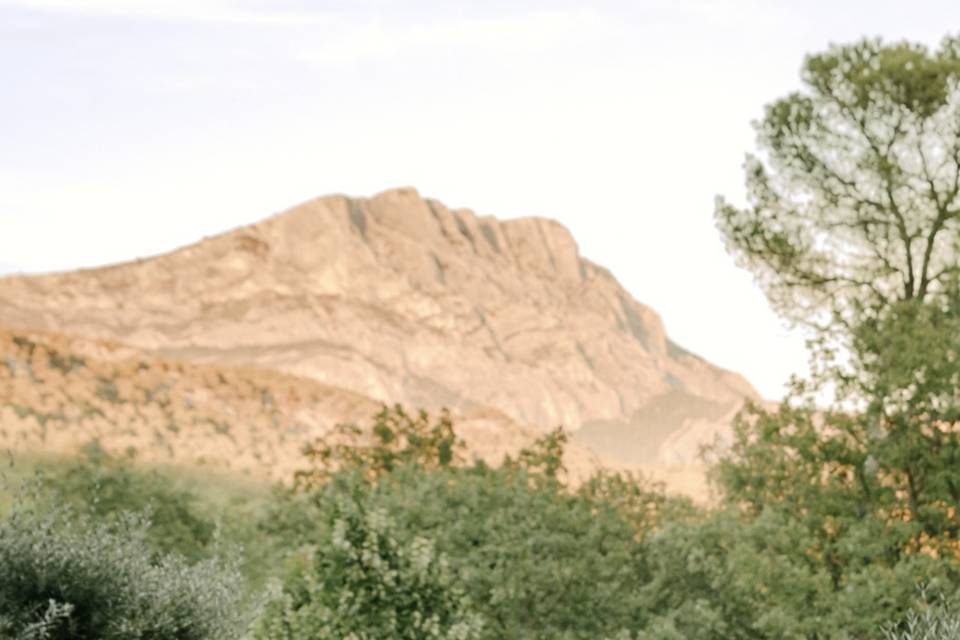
[296,9,615,67]
[0,0,330,26]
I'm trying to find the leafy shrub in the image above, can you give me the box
[0,504,247,640]
[254,489,483,640]
[19,448,291,591]
[351,464,649,639]
[285,406,657,639]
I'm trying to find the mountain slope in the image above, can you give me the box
[0,327,608,481]
[0,187,758,468]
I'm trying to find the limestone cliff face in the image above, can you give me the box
[0,187,757,467]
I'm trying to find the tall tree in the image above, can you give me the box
[711,36,960,606]
[716,37,960,337]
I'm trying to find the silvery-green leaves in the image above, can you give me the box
[0,505,247,639]
[882,591,960,640]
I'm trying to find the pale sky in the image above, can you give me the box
[1,1,956,399]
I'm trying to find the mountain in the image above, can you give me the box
[0,187,758,487]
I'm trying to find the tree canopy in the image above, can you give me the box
[711,36,960,625]
[716,36,960,334]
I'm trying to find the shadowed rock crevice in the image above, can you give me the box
[452,211,476,250]
[535,221,559,272]
[478,222,501,253]
[425,200,451,243]
[345,197,368,240]
[618,293,651,350]
[575,341,595,372]
[431,253,447,285]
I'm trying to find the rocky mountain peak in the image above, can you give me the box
[0,188,758,471]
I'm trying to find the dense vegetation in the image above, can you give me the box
[0,499,246,639]
[4,35,960,638]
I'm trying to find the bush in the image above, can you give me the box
[0,504,247,640]
[357,464,649,639]
[19,449,291,591]
[285,407,676,639]
[254,488,483,640]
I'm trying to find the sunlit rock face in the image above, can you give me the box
[0,187,758,471]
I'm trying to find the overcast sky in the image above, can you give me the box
[1,1,956,398]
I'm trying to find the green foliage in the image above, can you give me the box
[254,489,483,640]
[297,404,464,487]
[576,468,696,537]
[359,464,651,639]
[716,36,960,334]
[9,449,292,593]
[712,33,960,639]
[38,448,216,562]
[291,403,960,638]
[851,292,960,551]
[0,504,247,640]
[506,426,568,482]
[94,377,121,404]
[284,406,670,639]
[704,375,960,636]
[254,484,325,556]
[637,506,957,639]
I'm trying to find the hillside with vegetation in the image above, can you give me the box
[0,327,607,483]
